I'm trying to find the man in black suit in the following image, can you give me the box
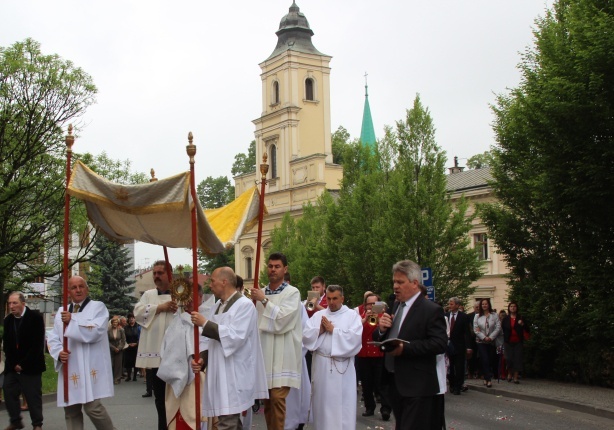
[374,260,447,430]
[446,297,473,395]
[2,292,46,430]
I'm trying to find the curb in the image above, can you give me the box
[468,385,614,421]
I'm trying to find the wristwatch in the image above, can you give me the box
[261,298,269,305]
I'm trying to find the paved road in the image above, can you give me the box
[1,378,612,429]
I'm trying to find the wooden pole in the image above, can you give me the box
[150,172,174,285]
[252,154,269,296]
[186,131,201,427]
[62,125,74,403]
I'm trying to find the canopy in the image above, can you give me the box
[67,160,264,254]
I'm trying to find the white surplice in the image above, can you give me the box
[47,300,114,407]
[303,305,363,430]
[134,289,174,369]
[201,295,269,417]
[256,285,303,390]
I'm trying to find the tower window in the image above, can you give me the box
[270,145,278,178]
[305,78,314,101]
[273,81,279,105]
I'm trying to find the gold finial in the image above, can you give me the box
[65,124,75,153]
[150,168,158,182]
[260,153,269,176]
[186,131,196,164]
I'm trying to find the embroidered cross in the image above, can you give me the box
[90,369,98,382]
[70,373,80,387]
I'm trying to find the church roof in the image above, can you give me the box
[446,167,493,193]
[266,1,327,60]
[360,84,376,148]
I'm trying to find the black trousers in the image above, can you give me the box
[384,372,441,430]
[447,350,466,392]
[146,367,167,430]
[356,356,390,413]
[3,371,43,427]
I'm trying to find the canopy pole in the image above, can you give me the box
[150,172,174,285]
[62,125,74,404]
[163,246,173,284]
[186,132,201,427]
[252,154,269,299]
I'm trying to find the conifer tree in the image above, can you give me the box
[88,236,136,315]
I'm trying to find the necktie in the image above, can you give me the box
[384,302,406,373]
[73,304,80,313]
[450,314,456,332]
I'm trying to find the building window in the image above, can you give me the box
[272,81,279,104]
[305,78,314,101]
[270,145,277,178]
[474,233,489,260]
[246,257,253,280]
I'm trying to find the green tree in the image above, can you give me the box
[269,192,343,297]
[466,151,495,169]
[331,125,352,164]
[196,176,234,209]
[481,0,614,385]
[88,236,136,315]
[231,140,256,176]
[339,95,481,304]
[196,175,235,274]
[271,96,481,306]
[0,38,96,316]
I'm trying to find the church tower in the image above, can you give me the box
[234,2,342,284]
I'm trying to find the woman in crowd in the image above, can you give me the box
[123,313,140,382]
[473,298,501,388]
[108,316,126,385]
[502,302,529,384]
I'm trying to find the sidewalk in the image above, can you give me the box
[464,377,614,420]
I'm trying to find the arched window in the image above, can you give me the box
[273,81,280,104]
[246,257,253,280]
[270,145,277,178]
[305,78,314,101]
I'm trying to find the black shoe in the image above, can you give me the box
[461,385,469,392]
[142,392,152,398]
[381,410,391,421]
[452,390,461,395]
[133,377,137,381]
[362,410,374,417]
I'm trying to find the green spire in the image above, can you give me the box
[360,76,376,149]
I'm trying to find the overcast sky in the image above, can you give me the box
[2,0,552,269]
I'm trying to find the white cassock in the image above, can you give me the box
[303,305,363,430]
[285,305,311,429]
[201,294,269,417]
[47,300,114,406]
[134,289,174,369]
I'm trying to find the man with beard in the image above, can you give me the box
[134,260,178,430]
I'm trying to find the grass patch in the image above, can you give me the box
[42,353,58,394]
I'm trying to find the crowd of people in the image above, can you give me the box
[1,254,529,430]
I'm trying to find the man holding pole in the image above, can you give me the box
[134,260,178,430]
[249,253,302,430]
[191,267,268,429]
[47,276,116,430]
